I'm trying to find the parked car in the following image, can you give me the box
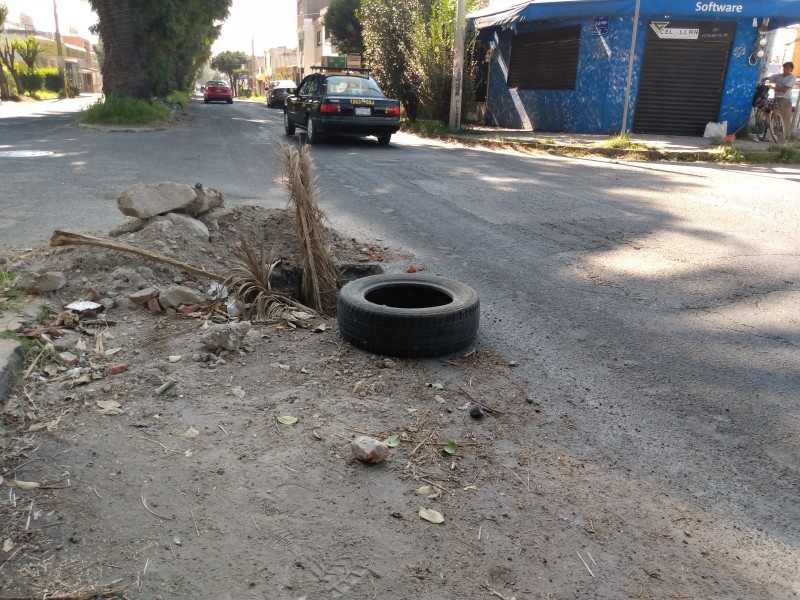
[267,80,296,108]
[283,70,401,145]
[204,80,233,104]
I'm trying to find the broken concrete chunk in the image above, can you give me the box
[351,436,390,463]
[159,285,208,309]
[200,321,251,351]
[117,182,197,219]
[55,351,79,368]
[183,186,224,217]
[129,287,160,305]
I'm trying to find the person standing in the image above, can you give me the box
[765,62,797,141]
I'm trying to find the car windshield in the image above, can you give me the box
[207,81,227,87]
[325,76,385,98]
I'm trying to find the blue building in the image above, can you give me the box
[467,0,800,135]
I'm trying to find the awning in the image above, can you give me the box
[468,0,800,30]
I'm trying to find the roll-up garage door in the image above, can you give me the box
[633,21,736,135]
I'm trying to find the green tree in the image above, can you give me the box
[19,69,43,96]
[13,36,41,70]
[360,0,429,120]
[0,3,10,99]
[324,0,363,54]
[87,0,230,99]
[210,50,248,96]
[406,0,485,121]
[0,39,22,96]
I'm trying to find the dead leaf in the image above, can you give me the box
[312,429,323,440]
[5,480,40,490]
[231,386,246,399]
[433,394,446,404]
[277,415,298,425]
[3,538,13,552]
[184,449,194,457]
[419,508,444,524]
[27,423,48,433]
[414,485,433,496]
[312,323,329,332]
[96,400,123,415]
[185,426,200,439]
[353,380,366,394]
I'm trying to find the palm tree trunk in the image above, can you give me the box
[92,0,150,99]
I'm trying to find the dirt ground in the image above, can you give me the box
[0,202,796,600]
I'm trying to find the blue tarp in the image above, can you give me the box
[469,0,800,30]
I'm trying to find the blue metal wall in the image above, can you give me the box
[484,15,764,134]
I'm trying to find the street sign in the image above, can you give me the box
[592,17,609,36]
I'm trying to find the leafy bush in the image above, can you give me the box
[167,90,190,109]
[78,95,171,125]
[19,69,44,96]
[43,69,65,93]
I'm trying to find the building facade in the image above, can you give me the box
[0,15,101,93]
[469,0,800,135]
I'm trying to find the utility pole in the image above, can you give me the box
[448,0,466,130]
[621,0,641,134]
[52,0,67,94]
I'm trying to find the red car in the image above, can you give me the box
[204,80,233,104]
[267,80,297,108]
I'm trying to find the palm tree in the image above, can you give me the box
[88,0,150,98]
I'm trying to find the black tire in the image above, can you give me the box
[204,98,209,104]
[337,273,480,357]
[307,117,320,144]
[267,101,272,108]
[769,110,785,145]
[755,110,767,141]
[377,134,391,145]
[227,99,233,104]
[284,110,295,135]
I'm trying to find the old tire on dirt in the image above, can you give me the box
[337,273,479,357]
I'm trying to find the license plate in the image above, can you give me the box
[355,107,371,116]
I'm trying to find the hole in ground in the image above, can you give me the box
[366,285,452,309]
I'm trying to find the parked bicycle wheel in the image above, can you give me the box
[769,110,785,145]
[754,109,768,141]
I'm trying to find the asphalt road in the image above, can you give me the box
[2,95,799,575]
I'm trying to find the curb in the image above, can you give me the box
[446,134,722,162]
[0,338,23,402]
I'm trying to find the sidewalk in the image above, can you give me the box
[449,125,789,160]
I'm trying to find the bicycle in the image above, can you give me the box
[752,84,786,144]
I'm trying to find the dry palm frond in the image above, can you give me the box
[282,144,340,315]
[224,236,315,322]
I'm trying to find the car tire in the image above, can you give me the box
[204,98,209,104]
[337,273,480,357]
[307,117,320,144]
[284,110,295,135]
[267,101,272,108]
[377,134,392,145]
[227,99,233,104]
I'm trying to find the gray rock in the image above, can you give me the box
[200,321,251,351]
[29,271,67,292]
[111,267,147,290]
[100,298,116,310]
[117,182,197,219]
[109,217,148,238]
[159,285,208,308]
[199,207,236,231]
[164,213,210,240]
